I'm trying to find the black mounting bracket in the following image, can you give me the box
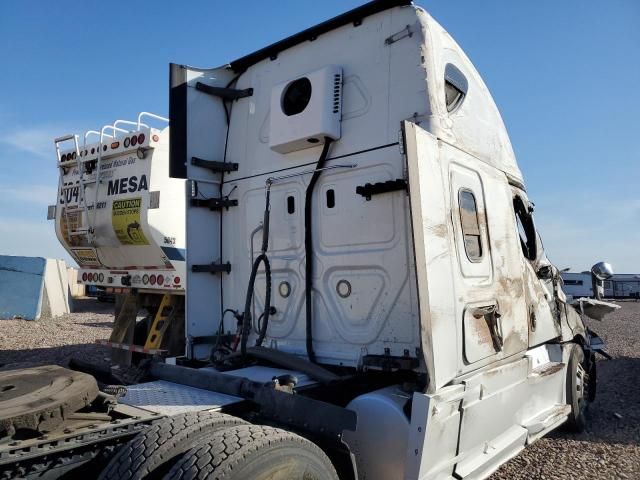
[362,354,419,371]
[356,178,407,201]
[191,262,232,274]
[190,198,238,211]
[191,157,239,173]
[196,82,253,101]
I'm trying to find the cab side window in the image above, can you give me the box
[458,189,483,262]
[513,195,537,261]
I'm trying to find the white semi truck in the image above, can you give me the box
[0,2,615,479]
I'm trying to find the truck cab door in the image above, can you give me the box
[403,120,532,478]
[511,189,561,347]
[169,63,236,359]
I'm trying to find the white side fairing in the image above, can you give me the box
[172,64,236,360]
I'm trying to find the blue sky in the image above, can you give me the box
[0,1,638,272]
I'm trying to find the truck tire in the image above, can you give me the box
[99,411,247,480]
[565,344,588,432]
[166,424,339,480]
[0,365,98,437]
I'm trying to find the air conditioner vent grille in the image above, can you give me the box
[333,73,342,114]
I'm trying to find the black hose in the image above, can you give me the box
[241,254,271,355]
[241,188,273,356]
[304,138,333,363]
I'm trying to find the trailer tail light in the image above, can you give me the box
[157,274,164,285]
[110,141,120,149]
[137,133,145,144]
[103,145,107,152]
[124,137,130,148]
[82,272,88,281]
[71,152,77,160]
[174,276,180,285]
[149,274,157,285]
[142,274,149,285]
[98,273,104,282]
[131,135,138,146]
[91,147,95,154]
[61,154,67,162]
[152,134,159,142]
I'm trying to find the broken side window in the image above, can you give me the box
[513,195,537,261]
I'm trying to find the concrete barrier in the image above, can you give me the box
[0,255,72,320]
[67,267,86,298]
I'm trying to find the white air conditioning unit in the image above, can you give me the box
[269,65,342,154]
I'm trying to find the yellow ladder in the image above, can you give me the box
[144,294,179,350]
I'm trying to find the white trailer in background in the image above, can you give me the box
[49,113,187,359]
[1,2,616,479]
[561,272,594,298]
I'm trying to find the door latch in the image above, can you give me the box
[472,305,503,352]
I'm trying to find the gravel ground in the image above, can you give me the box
[0,298,638,479]
[0,297,113,369]
[491,300,640,480]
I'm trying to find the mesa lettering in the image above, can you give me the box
[107,175,148,196]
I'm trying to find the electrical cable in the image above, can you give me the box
[217,71,245,345]
[304,138,333,363]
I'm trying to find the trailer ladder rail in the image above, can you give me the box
[54,134,94,242]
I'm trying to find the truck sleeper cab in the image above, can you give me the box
[0,2,605,479]
[155,1,605,479]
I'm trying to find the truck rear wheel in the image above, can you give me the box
[166,424,339,480]
[565,344,589,432]
[99,411,246,480]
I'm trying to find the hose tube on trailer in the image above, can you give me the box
[304,138,333,363]
[241,188,273,356]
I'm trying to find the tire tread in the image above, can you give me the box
[99,411,246,480]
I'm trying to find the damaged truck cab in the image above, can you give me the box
[163,1,602,479]
[1,2,609,479]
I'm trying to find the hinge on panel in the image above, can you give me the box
[195,82,253,100]
[190,198,238,211]
[356,179,408,201]
[149,191,160,209]
[191,262,231,274]
[384,25,413,45]
[191,157,239,173]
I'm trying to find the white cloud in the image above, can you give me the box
[0,124,75,159]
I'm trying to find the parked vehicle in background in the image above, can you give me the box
[48,113,187,360]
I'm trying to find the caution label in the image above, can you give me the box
[112,197,149,245]
[72,248,101,267]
